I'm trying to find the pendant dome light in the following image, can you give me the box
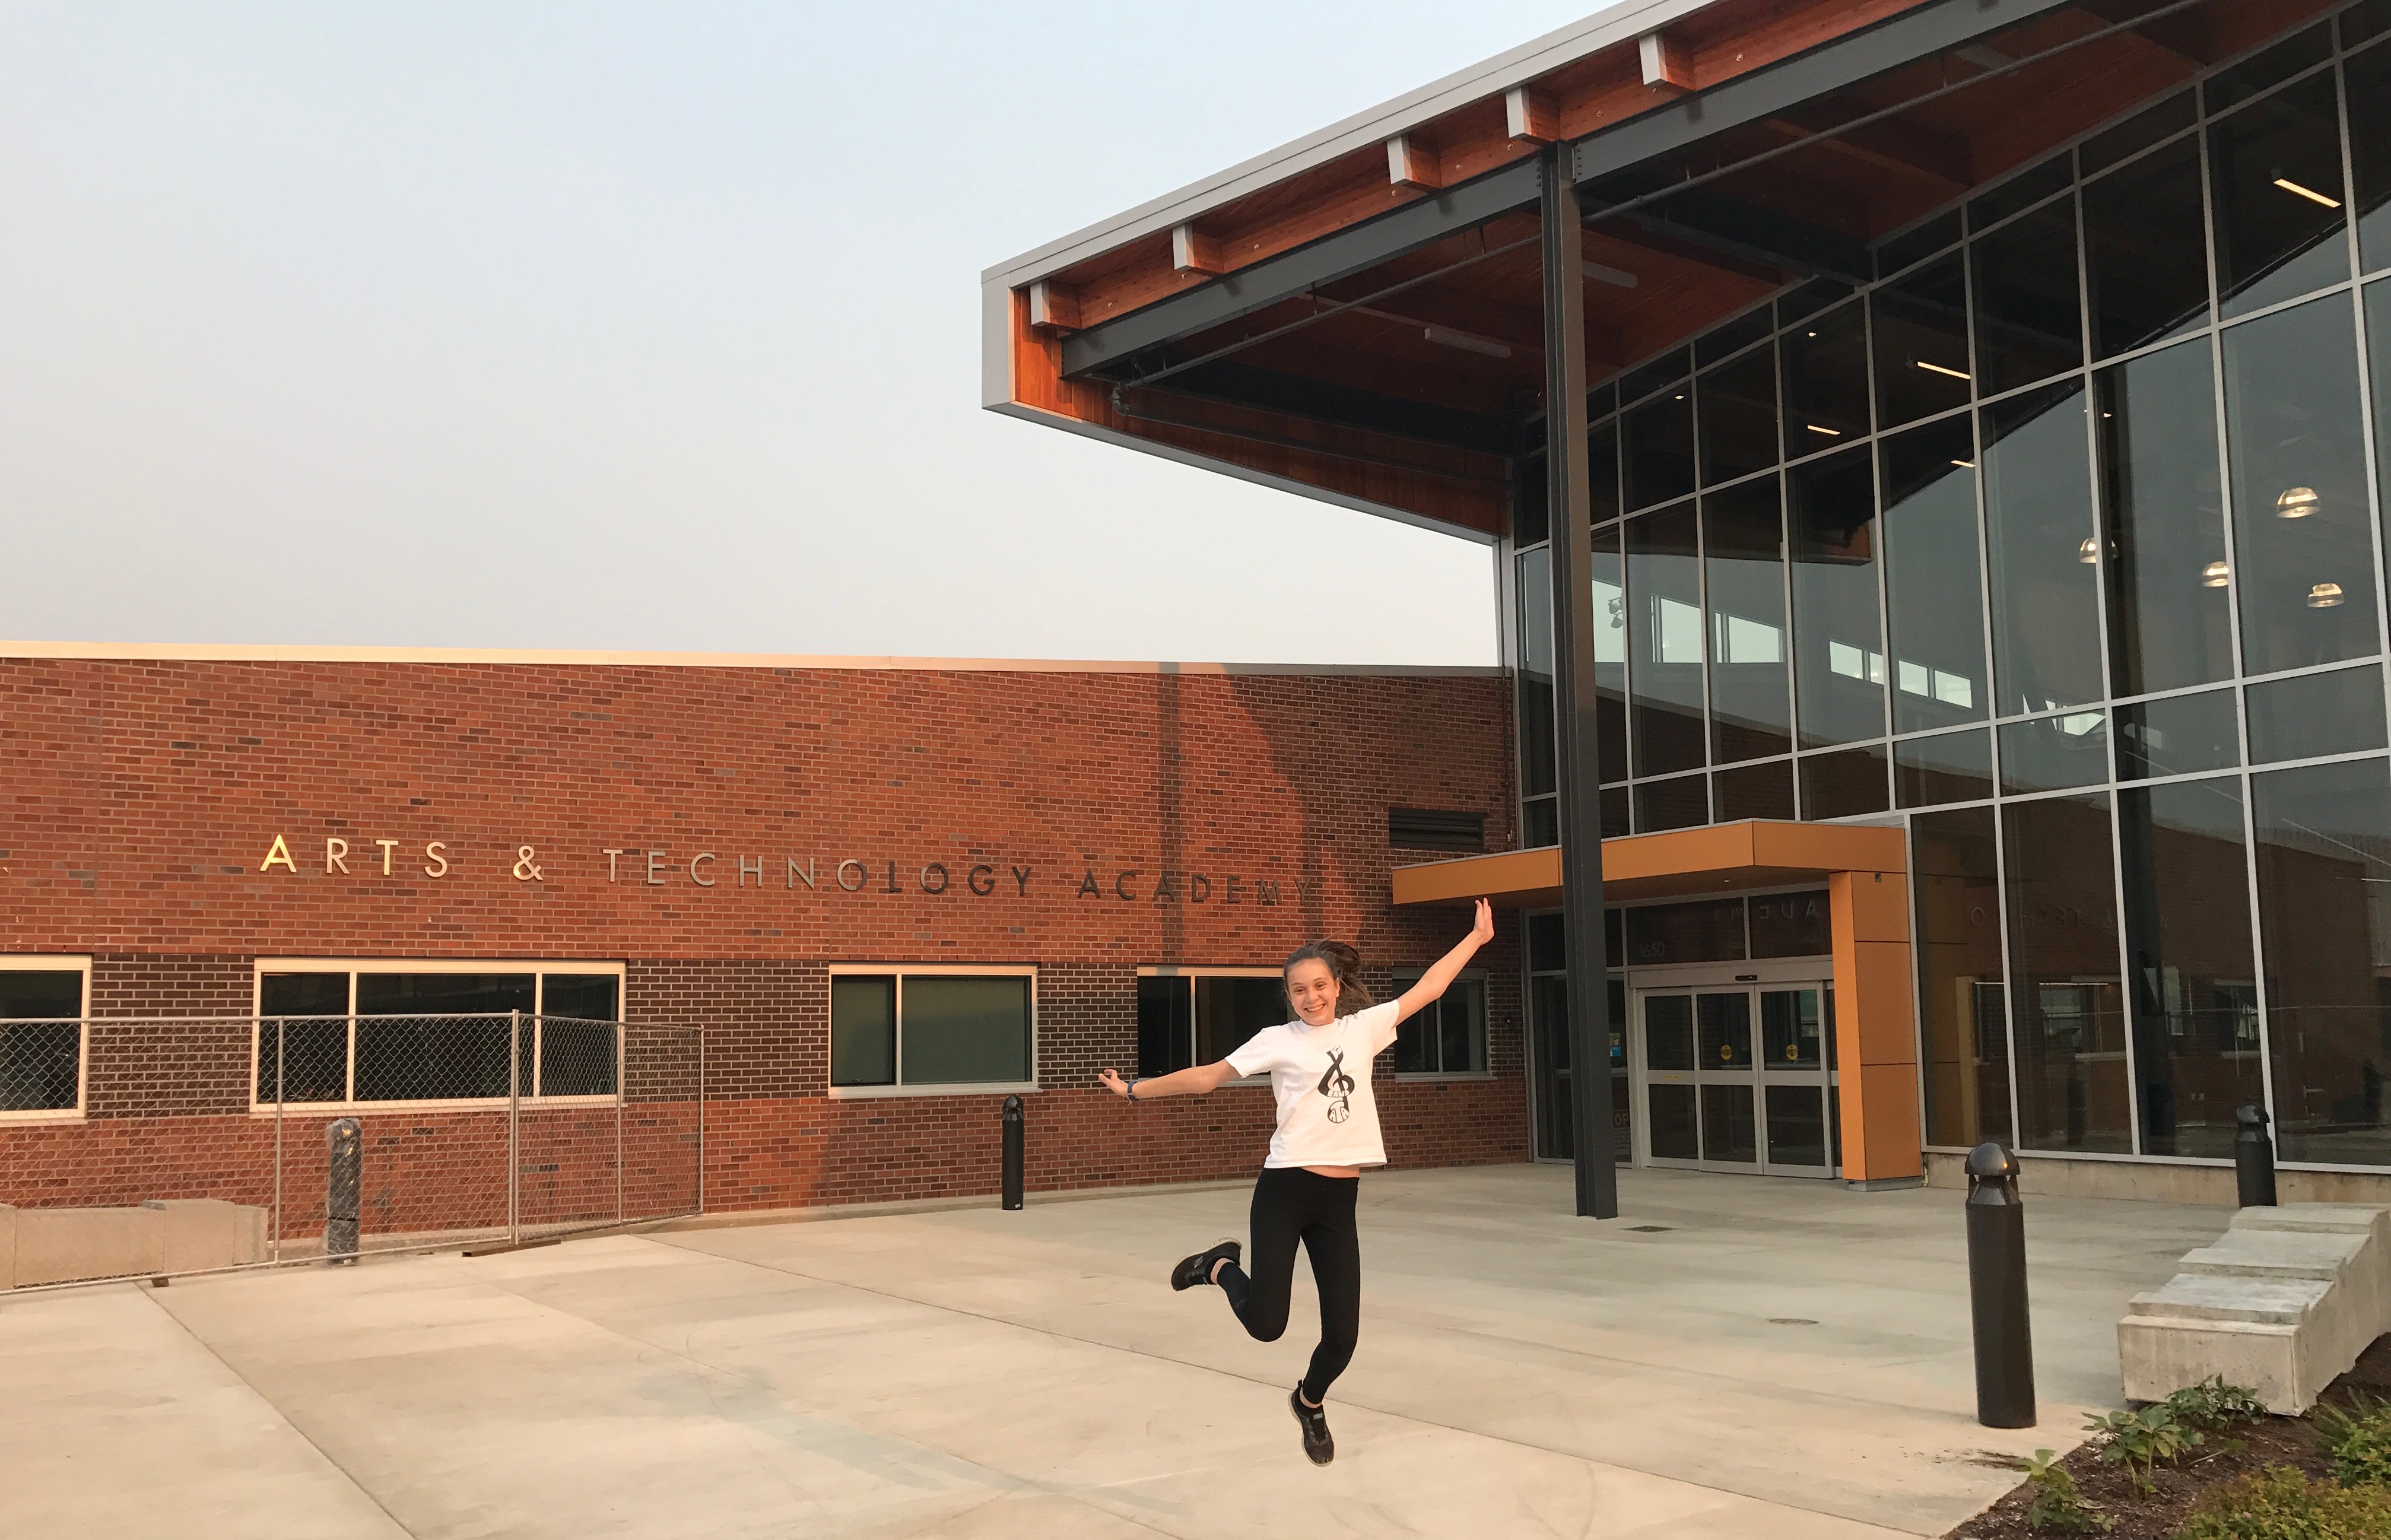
[2307,581,2345,609]
[2277,487,2320,519]
[2201,561,2230,588]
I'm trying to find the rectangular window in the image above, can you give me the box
[1391,973,1488,1076]
[829,967,1035,1091]
[1881,415,1989,734]
[1788,445,1887,747]
[1983,382,2104,715]
[1,957,90,1117]
[1703,478,1792,764]
[251,962,623,1107]
[2097,338,2233,697]
[1628,503,1707,776]
[2001,793,2131,1154]
[1136,970,1285,1077]
[1913,809,2014,1150]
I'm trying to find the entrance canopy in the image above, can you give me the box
[1389,819,1904,908]
[982,0,2333,540]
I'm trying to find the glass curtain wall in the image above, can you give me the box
[1511,5,2391,1167]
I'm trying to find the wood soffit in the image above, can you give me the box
[1392,820,1909,907]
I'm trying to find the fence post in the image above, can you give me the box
[617,1020,627,1226]
[271,1017,282,1264]
[1965,1141,2035,1428]
[696,1026,706,1217]
[509,1008,521,1246]
[1002,1094,1025,1211]
[325,1116,361,1263]
[2234,1103,2278,1208]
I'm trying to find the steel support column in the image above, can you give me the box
[1539,145,1618,1220]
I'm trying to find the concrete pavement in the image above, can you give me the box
[0,1164,2224,1539]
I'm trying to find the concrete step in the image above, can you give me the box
[2128,1273,2330,1326]
[2119,1202,2390,1413]
[2179,1229,2367,1283]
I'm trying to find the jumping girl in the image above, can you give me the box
[1096,898,1495,1466]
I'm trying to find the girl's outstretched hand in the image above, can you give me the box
[1097,1067,1131,1097]
[1469,897,1494,948]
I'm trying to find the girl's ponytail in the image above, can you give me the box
[1282,938,1374,1015]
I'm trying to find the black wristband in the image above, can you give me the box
[1126,1077,1141,1103]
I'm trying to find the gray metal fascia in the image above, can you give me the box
[1057,159,1544,379]
[979,0,1717,292]
[1568,0,2081,184]
[984,401,1503,548]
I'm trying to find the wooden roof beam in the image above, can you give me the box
[1639,30,1696,94]
[1028,280,1081,333]
[1172,224,1228,276]
[1506,86,1560,144]
[1760,109,1973,188]
[1387,132,1445,190]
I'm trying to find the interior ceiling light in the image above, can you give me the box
[2309,581,2346,609]
[2277,486,2320,519]
[1583,260,1640,288]
[1806,423,1841,437]
[1916,360,1971,380]
[1952,458,1977,468]
[1420,324,1511,359]
[2202,560,2231,588]
[2273,177,2342,209]
[2078,537,2099,564]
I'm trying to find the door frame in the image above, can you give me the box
[1628,958,1839,1179]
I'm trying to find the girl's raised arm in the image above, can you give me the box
[1394,898,1495,1024]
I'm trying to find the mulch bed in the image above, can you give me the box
[1947,1336,2391,1539]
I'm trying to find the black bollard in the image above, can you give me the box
[1001,1095,1024,1211]
[1965,1141,2035,1428]
[2234,1103,2278,1208]
[325,1116,362,1264]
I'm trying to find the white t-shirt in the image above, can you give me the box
[1225,999,1402,1170]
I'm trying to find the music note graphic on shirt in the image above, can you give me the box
[1317,1047,1355,1125]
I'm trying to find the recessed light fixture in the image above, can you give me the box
[1916,360,1971,380]
[1583,260,1640,288]
[1806,330,1818,339]
[1806,424,1841,437]
[2277,487,2320,519]
[2078,537,2099,564]
[1420,325,1511,359]
[2273,177,2342,209]
[2309,580,2346,609]
[1951,458,1977,468]
[2202,560,2230,588]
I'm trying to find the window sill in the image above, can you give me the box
[1391,1072,1496,1083]
[0,1107,85,1125]
[827,1081,1041,1099]
[245,1094,619,1116]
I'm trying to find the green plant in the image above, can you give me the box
[2164,1379,2270,1433]
[2021,1449,2113,1533]
[2313,1393,2391,1487]
[2087,1404,2201,1495]
[2173,1465,2391,1539]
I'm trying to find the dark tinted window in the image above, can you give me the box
[1780,300,1870,445]
[1703,478,1791,764]
[1895,728,1994,808]
[2247,664,2390,764]
[1999,712,2110,795]
[2001,792,2130,1154]
[2209,71,2349,317]
[1799,744,1889,818]
[2351,41,2391,272]
[1983,383,2103,714]
[1749,890,1830,957]
[1787,446,1885,747]
[1881,417,1988,734]
[1713,759,1795,820]
[2222,296,2380,674]
[1914,806,2012,1148]
[2097,338,2231,696]
[1697,344,1779,485]
[2114,689,2240,780]
[2079,90,2196,175]
[2118,777,2263,1158]
[2250,757,2391,1164]
[1628,503,1706,777]
[1622,898,1747,964]
[1622,388,1695,510]
[1970,154,2072,229]
[1875,211,1961,279]
[2084,135,2209,358]
[1871,252,1971,428]
[1634,774,1709,833]
[1972,200,2082,395]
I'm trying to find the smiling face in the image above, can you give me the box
[1284,958,1341,1027]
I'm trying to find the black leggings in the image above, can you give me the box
[1216,1166,1361,1402]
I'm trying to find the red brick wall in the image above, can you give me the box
[1,658,1527,1215]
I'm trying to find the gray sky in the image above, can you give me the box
[1,3,1589,664]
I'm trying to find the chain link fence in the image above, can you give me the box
[1,1012,704,1287]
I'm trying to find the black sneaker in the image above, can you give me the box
[1290,1387,1334,1465]
[1170,1238,1240,1291]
